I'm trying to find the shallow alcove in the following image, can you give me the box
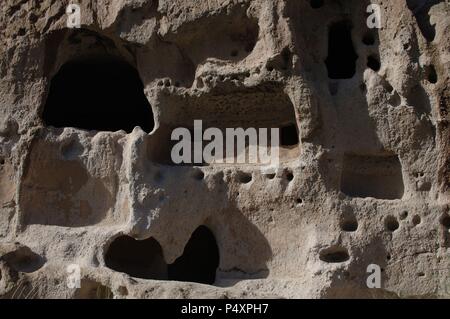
[2,246,46,273]
[148,87,300,165]
[75,280,113,299]
[42,57,154,133]
[104,236,168,280]
[325,21,358,79]
[168,226,220,285]
[341,154,404,200]
[319,246,350,263]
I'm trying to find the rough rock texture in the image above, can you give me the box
[0,0,449,299]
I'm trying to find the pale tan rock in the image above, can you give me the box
[0,0,449,299]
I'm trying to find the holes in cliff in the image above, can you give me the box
[319,246,350,263]
[105,236,168,280]
[441,214,450,229]
[367,55,381,71]
[341,154,404,200]
[412,215,421,226]
[2,246,46,273]
[325,21,358,79]
[42,57,154,133]
[406,0,441,42]
[285,170,294,182]
[236,171,252,184]
[399,211,409,220]
[281,124,299,146]
[168,226,219,285]
[75,280,113,299]
[340,213,358,232]
[385,215,400,232]
[426,64,437,84]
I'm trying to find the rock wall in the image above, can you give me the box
[0,0,449,298]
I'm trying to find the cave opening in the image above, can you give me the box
[168,226,219,285]
[325,21,358,79]
[104,236,167,280]
[280,123,299,147]
[42,57,154,133]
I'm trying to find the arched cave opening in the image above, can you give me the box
[168,226,220,285]
[42,57,154,133]
[104,236,167,280]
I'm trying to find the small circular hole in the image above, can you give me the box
[237,172,252,184]
[367,55,381,71]
[265,173,276,180]
[399,211,408,220]
[412,215,421,226]
[296,198,303,205]
[385,216,399,232]
[286,172,294,181]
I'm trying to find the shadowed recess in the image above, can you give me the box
[104,236,168,280]
[42,57,154,133]
[341,154,404,200]
[325,21,358,79]
[406,0,443,42]
[168,226,220,285]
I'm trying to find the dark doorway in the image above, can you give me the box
[325,21,358,79]
[280,123,299,146]
[42,57,154,133]
[104,236,167,280]
[168,226,220,285]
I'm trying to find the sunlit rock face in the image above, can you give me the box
[0,0,449,299]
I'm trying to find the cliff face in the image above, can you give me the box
[0,0,449,299]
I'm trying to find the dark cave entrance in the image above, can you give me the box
[42,57,154,133]
[280,123,299,146]
[104,236,168,280]
[104,226,220,285]
[168,226,220,285]
[325,21,358,79]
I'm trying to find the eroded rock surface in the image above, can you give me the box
[0,0,449,298]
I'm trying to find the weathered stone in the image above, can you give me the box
[0,0,449,299]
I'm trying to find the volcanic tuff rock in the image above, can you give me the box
[0,0,449,298]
